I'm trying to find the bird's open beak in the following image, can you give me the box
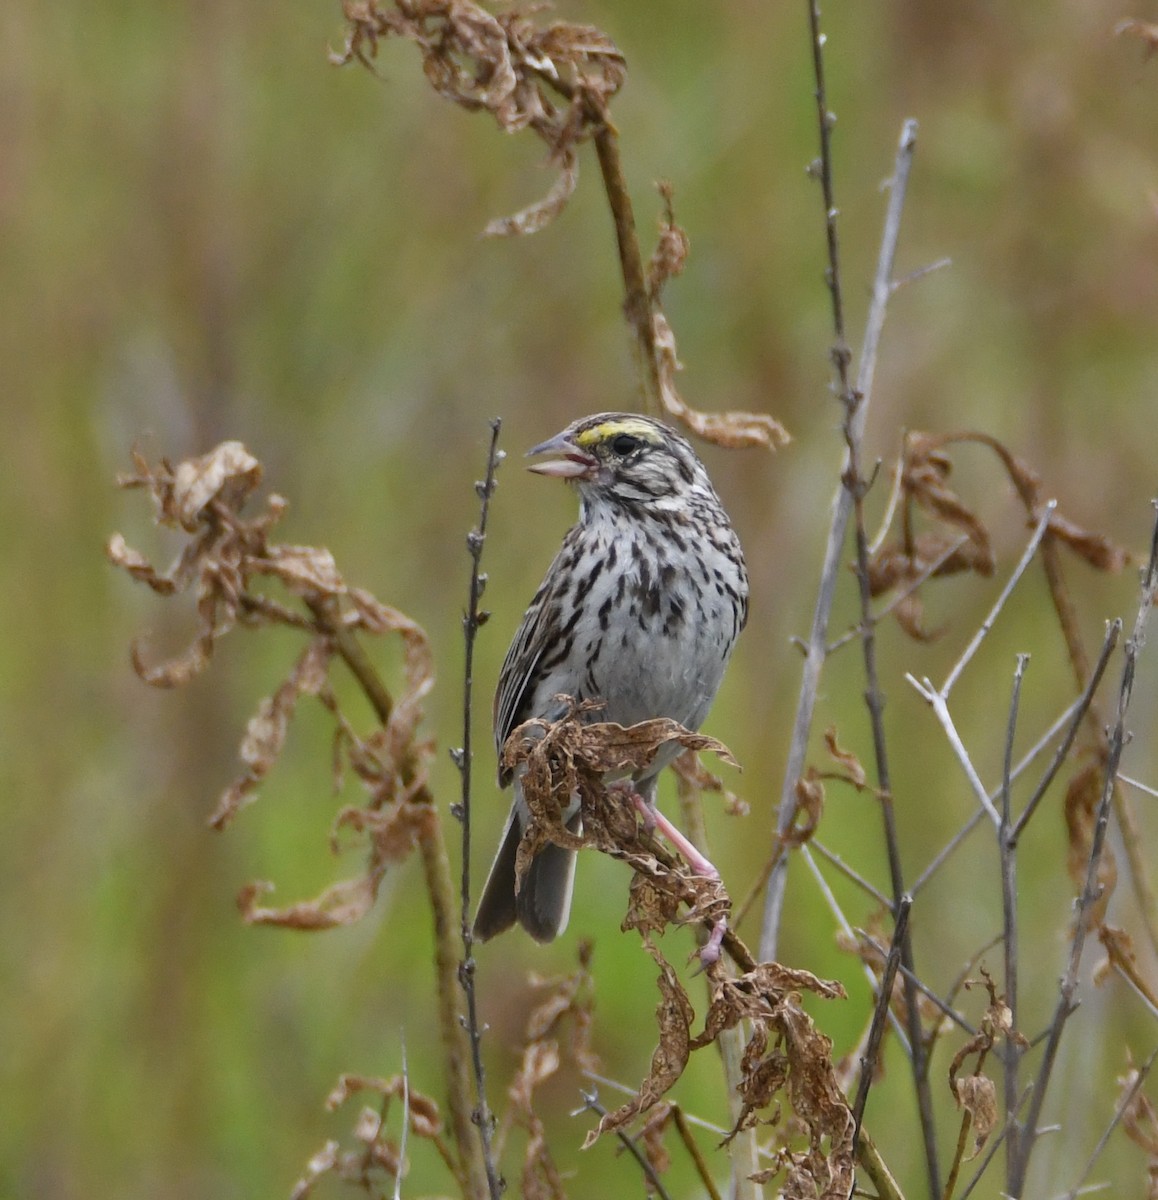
[525,432,598,479]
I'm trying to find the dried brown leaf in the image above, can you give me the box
[654,312,791,450]
[1119,1057,1158,1157]
[1064,758,1117,926]
[484,149,579,237]
[209,639,334,829]
[169,441,263,531]
[1096,925,1158,1012]
[647,181,689,299]
[952,1072,998,1158]
[637,1103,675,1178]
[903,433,994,563]
[583,947,693,1145]
[336,2,624,237]
[237,873,381,930]
[823,725,867,789]
[105,533,177,594]
[698,964,852,1198]
[290,1139,340,1200]
[788,772,824,848]
[1047,510,1131,573]
[672,747,748,817]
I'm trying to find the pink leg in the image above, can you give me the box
[630,793,719,880]
[627,792,727,966]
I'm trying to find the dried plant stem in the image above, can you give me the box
[454,419,505,1200]
[852,895,911,1135]
[773,89,937,1189]
[1042,535,1158,960]
[580,1092,674,1200]
[761,116,919,959]
[671,1107,725,1200]
[1059,1047,1158,1200]
[1000,655,1029,1186]
[306,593,486,1199]
[590,118,662,413]
[1009,502,1158,1195]
[674,773,762,1200]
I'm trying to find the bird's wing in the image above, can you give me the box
[492,528,580,785]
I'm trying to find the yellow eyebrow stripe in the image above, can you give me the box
[574,418,660,448]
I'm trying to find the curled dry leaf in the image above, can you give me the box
[237,874,383,930]
[788,772,824,849]
[1118,1055,1158,1165]
[869,429,1129,640]
[653,311,791,451]
[291,1072,444,1199]
[109,442,317,687]
[952,1073,998,1159]
[1096,925,1158,1012]
[673,747,748,817]
[506,945,596,1200]
[334,1,625,237]
[823,725,868,790]
[112,443,439,927]
[583,944,693,1146]
[211,639,334,829]
[504,702,735,945]
[947,970,1026,1158]
[637,1103,675,1179]
[690,964,852,1198]
[647,181,689,300]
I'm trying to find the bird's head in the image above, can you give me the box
[526,413,708,509]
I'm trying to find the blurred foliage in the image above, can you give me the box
[2,0,1157,1197]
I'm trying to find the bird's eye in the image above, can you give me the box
[610,433,642,456]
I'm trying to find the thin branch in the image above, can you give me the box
[1011,501,1158,1194]
[800,846,912,1058]
[1012,619,1121,840]
[941,501,1057,697]
[761,116,919,960]
[855,928,976,1036]
[1058,1047,1158,1200]
[810,838,893,909]
[1001,654,1029,1188]
[579,1091,675,1200]
[911,689,1098,896]
[1118,772,1158,800]
[453,419,505,1200]
[852,895,911,1135]
[671,1107,725,1200]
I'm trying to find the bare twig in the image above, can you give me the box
[672,1107,725,1200]
[1001,654,1030,1185]
[1012,620,1121,840]
[452,419,505,1200]
[579,1091,675,1200]
[855,928,976,1036]
[852,895,911,1135]
[906,505,1059,831]
[1058,1048,1158,1200]
[941,502,1057,697]
[761,116,920,957]
[1010,502,1158,1194]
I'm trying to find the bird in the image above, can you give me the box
[472,413,748,944]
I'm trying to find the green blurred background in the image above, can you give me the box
[3,0,1157,1196]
